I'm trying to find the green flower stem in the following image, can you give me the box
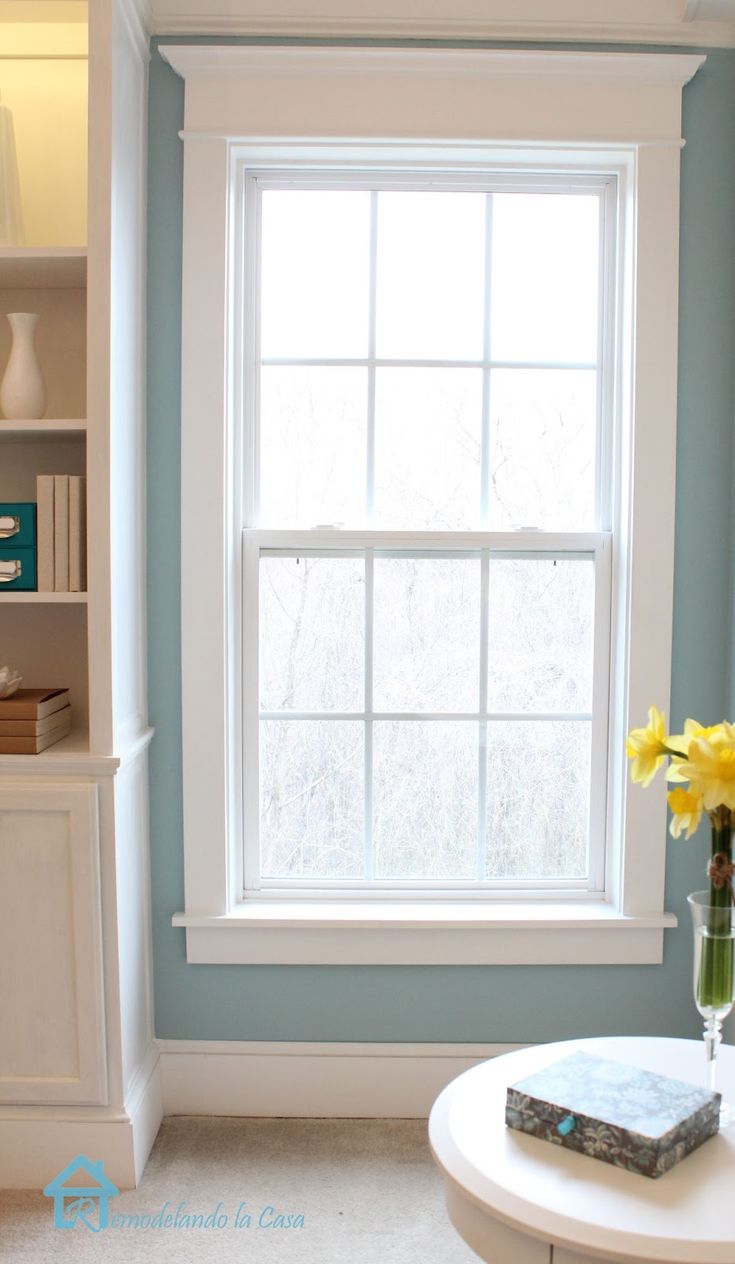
[698,820,734,1013]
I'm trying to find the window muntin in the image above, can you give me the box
[244,172,614,897]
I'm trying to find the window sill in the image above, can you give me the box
[172,902,677,965]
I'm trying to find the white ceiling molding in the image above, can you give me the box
[149,0,735,46]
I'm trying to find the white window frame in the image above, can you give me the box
[244,168,613,902]
[162,45,705,965]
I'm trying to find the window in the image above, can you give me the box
[245,175,612,896]
[165,45,703,963]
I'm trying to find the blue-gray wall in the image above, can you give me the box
[147,41,735,1042]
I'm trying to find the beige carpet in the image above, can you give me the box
[0,1118,479,1262]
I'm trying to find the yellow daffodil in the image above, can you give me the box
[665,718,713,756]
[626,706,669,786]
[673,730,735,810]
[667,786,704,839]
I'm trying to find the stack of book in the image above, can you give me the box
[36,475,87,593]
[0,688,72,753]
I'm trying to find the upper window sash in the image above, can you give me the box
[242,171,616,535]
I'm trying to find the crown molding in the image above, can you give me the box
[159,45,707,85]
[149,13,735,47]
[117,0,152,60]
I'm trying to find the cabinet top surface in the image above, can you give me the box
[429,1036,735,1263]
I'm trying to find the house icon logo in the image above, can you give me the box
[43,1155,119,1231]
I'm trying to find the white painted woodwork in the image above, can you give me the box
[0,1050,162,1188]
[104,0,150,746]
[112,755,156,1102]
[430,1037,735,1264]
[174,905,676,965]
[169,45,699,964]
[149,0,735,45]
[0,0,160,1189]
[168,47,702,146]
[158,1039,520,1118]
[0,783,106,1104]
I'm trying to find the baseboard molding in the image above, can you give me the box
[0,1047,162,1191]
[128,1044,164,1183]
[0,1043,514,1187]
[158,1040,521,1118]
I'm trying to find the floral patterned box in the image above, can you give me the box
[505,1051,720,1178]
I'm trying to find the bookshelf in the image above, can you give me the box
[0,1,158,1190]
[0,248,88,745]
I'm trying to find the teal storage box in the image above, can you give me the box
[0,503,36,549]
[505,1051,720,1178]
[0,547,37,591]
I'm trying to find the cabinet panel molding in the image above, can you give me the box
[0,781,107,1104]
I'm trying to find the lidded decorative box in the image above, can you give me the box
[505,1051,720,1178]
[0,502,36,591]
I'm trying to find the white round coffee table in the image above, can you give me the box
[429,1036,735,1264]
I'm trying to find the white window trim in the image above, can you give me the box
[162,45,704,965]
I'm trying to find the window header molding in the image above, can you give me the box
[160,46,705,145]
[160,47,705,85]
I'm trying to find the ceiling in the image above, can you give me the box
[146,0,735,42]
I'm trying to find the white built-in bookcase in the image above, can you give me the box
[0,0,160,1189]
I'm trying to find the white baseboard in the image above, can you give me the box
[0,1043,514,1188]
[158,1040,520,1118]
[0,1047,162,1191]
[129,1044,164,1183]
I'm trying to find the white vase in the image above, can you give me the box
[0,313,47,420]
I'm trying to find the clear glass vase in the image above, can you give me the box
[688,890,735,1123]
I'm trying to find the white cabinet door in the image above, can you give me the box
[0,782,107,1104]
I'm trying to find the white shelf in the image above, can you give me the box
[0,593,88,604]
[0,418,86,440]
[0,249,87,289]
[0,729,129,778]
[0,728,92,769]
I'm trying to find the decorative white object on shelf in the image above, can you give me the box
[0,90,24,246]
[0,313,47,421]
[0,667,22,698]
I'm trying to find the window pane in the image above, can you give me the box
[260,366,367,527]
[487,559,594,713]
[489,368,596,529]
[260,190,370,358]
[260,720,363,878]
[486,720,590,879]
[374,368,482,529]
[376,192,485,360]
[260,556,364,711]
[373,721,478,878]
[373,556,480,712]
[490,193,599,364]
